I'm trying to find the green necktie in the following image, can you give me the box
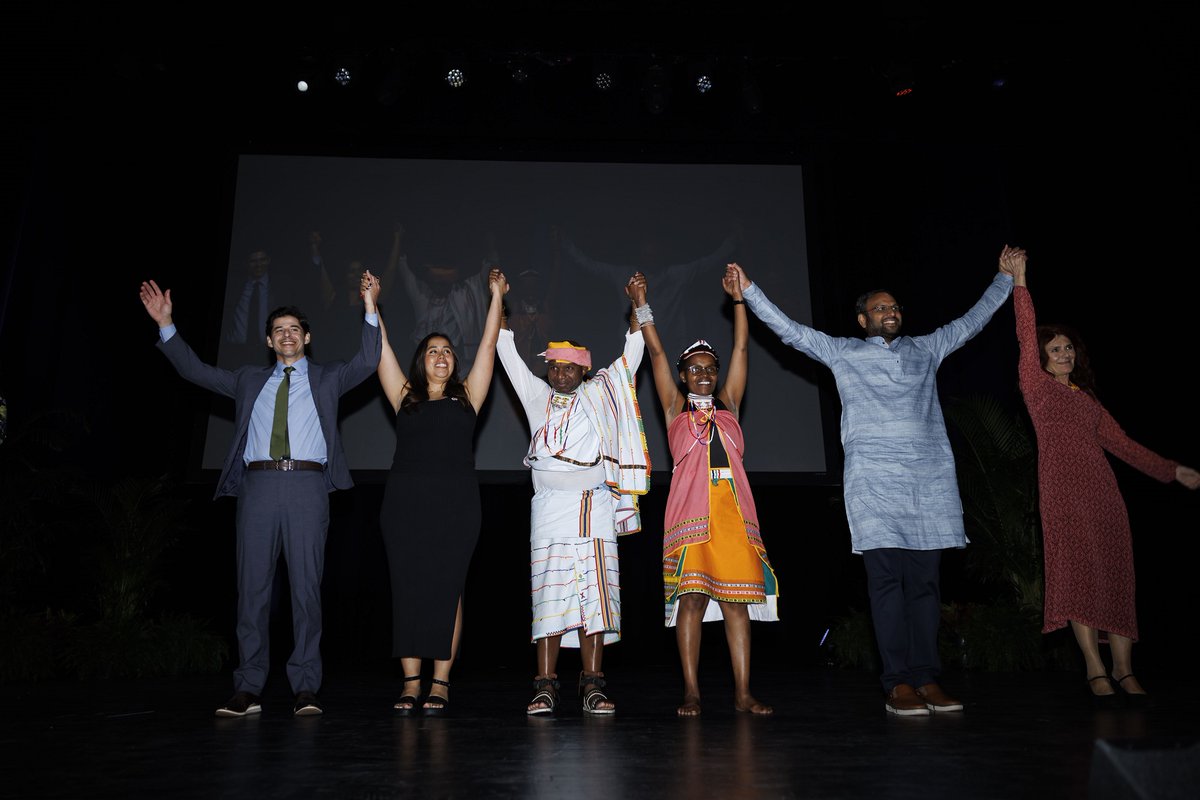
[269,366,295,460]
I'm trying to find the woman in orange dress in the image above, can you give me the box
[628,267,778,716]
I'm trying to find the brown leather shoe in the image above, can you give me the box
[916,682,963,712]
[885,683,930,716]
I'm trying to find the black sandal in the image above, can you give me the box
[527,676,560,717]
[423,677,450,717]
[579,671,615,716]
[1113,674,1147,696]
[393,675,422,716]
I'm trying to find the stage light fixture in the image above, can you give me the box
[592,56,617,92]
[295,53,317,95]
[691,60,716,95]
[439,52,469,90]
[335,66,352,87]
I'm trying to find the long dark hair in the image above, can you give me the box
[1036,322,1097,397]
[399,332,471,413]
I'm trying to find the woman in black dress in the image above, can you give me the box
[367,266,507,715]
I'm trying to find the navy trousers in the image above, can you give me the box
[233,469,329,696]
[862,547,943,692]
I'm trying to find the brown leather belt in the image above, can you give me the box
[247,460,324,472]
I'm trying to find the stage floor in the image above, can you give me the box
[5,660,1198,799]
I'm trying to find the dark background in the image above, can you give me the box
[3,6,1197,678]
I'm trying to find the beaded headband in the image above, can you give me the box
[676,339,720,372]
[540,341,592,370]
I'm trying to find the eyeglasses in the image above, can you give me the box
[686,365,719,376]
[868,304,903,314]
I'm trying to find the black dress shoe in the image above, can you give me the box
[215,692,262,717]
[294,691,323,716]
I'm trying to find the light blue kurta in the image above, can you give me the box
[743,273,1014,553]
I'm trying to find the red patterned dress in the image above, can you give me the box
[1015,286,1177,640]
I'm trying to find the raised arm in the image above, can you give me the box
[922,251,1015,362]
[463,268,509,411]
[365,270,409,411]
[140,279,174,328]
[141,279,239,397]
[377,221,406,303]
[627,271,682,424]
[718,263,749,415]
[999,244,1026,288]
[726,261,752,294]
[1009,249,1044,396]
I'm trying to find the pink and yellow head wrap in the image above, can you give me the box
[539,340,592,370]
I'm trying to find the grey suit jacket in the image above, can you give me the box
[157,318,382,499]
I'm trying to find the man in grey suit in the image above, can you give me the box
[139,273,381,717]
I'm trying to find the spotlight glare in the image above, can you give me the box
[446,68,465,88]
[696,74,713,94]
[297,80,309,93]
[335,67,351,87]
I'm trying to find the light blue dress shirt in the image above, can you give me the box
[244,358,324,463]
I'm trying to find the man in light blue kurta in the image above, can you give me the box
[731,257,1014,715]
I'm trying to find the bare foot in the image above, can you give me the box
[735,695,774,715]
[677,695,701,717]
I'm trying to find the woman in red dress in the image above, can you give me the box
[1004,249,1199,697]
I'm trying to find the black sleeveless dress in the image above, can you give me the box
[379,397,481,659]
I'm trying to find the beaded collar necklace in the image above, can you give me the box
[686,392,716,445]
[542,391,579,455]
